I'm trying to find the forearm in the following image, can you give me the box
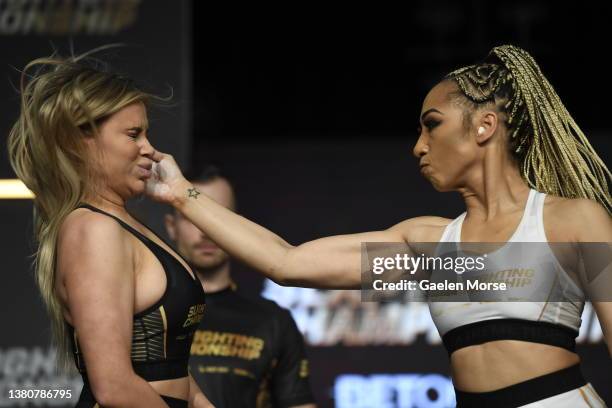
[173,179,369,288]
[170,179,404,288]
[91,374,168,407]
[173,179,292,283]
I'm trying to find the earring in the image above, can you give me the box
[478,127,485,136]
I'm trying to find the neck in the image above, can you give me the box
[85,188,127,214]
[196,261,232,293]
[459,142,531,220]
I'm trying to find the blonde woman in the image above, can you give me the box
[146,45,611,407]
[9,52,212,407]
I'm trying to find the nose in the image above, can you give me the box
[140,135,156,158]
[413,134,429,158]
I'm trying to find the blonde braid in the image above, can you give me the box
[447,45,611,212]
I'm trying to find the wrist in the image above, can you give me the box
[170,178,194,210]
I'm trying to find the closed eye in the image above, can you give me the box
[423,119,440,130]
[127,127,144,138]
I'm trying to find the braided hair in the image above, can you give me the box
[445,45,611,213]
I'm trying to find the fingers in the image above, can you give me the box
[151,149,165,163]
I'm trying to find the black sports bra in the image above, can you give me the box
[66,204,206,382]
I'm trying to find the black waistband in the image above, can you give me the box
[443,318,578,354]
[78,359,188,384]
[455,363,586,408]
[132,359,189,381]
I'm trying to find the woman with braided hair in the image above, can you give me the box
[146,45,611,407]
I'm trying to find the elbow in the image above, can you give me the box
[267,265,290,286]
[91,385,123,407]
[272,275,292,287]
[92,389,120,407]
[89,376,136,407]
[273,273,307,288]
[269,263,298,287]
[269,245,300,287]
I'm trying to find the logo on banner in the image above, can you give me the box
[0,0,142,35]
[334,373,455,408]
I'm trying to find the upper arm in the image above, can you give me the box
[572,199,612,242]
[567,200,612,352]
[57,212,136,391]
[570,200,612,298]
[592,302,612,356]
[280,216,449,289]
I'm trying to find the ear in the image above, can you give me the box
[475,111,498,144]
[164,213,177,241]
[82,129,99,157]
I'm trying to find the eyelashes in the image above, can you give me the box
[417,119,441,136]
[127,126,145,139]
[423,119,440,130]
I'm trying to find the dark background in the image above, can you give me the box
[1,1,610,407]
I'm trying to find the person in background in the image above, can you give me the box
[165,166,316,408]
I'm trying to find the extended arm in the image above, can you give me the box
[174,185,401,289]
[147,154,414,289]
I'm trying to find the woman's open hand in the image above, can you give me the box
[145,151,190,206]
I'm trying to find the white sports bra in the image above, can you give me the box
[428,189,585,354]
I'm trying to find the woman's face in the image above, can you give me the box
[413,81,480,192]
[87,102,155,200]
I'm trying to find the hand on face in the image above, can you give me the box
[145,152,189,205]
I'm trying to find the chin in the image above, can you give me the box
[428,177,452,192]
[195,253,228,269]
[128,179,147,196]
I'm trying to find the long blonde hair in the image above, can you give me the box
[8,49,154,372]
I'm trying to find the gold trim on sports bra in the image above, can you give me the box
[160,305,168,358]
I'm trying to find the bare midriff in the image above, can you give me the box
[450,340,580,392]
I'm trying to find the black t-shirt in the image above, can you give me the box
[189,286,314,408]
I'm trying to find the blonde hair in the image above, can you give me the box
[8,49,155,372]
[446,45,611,213]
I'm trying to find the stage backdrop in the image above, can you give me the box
[1,4,611,407]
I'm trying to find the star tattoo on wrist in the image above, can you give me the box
[187,187,201,199]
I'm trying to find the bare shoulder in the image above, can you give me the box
[389,216,453,242]
[57,209,132,277]
[544,195,611,241]
[59,208,127,249]
[545,195,608,216]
